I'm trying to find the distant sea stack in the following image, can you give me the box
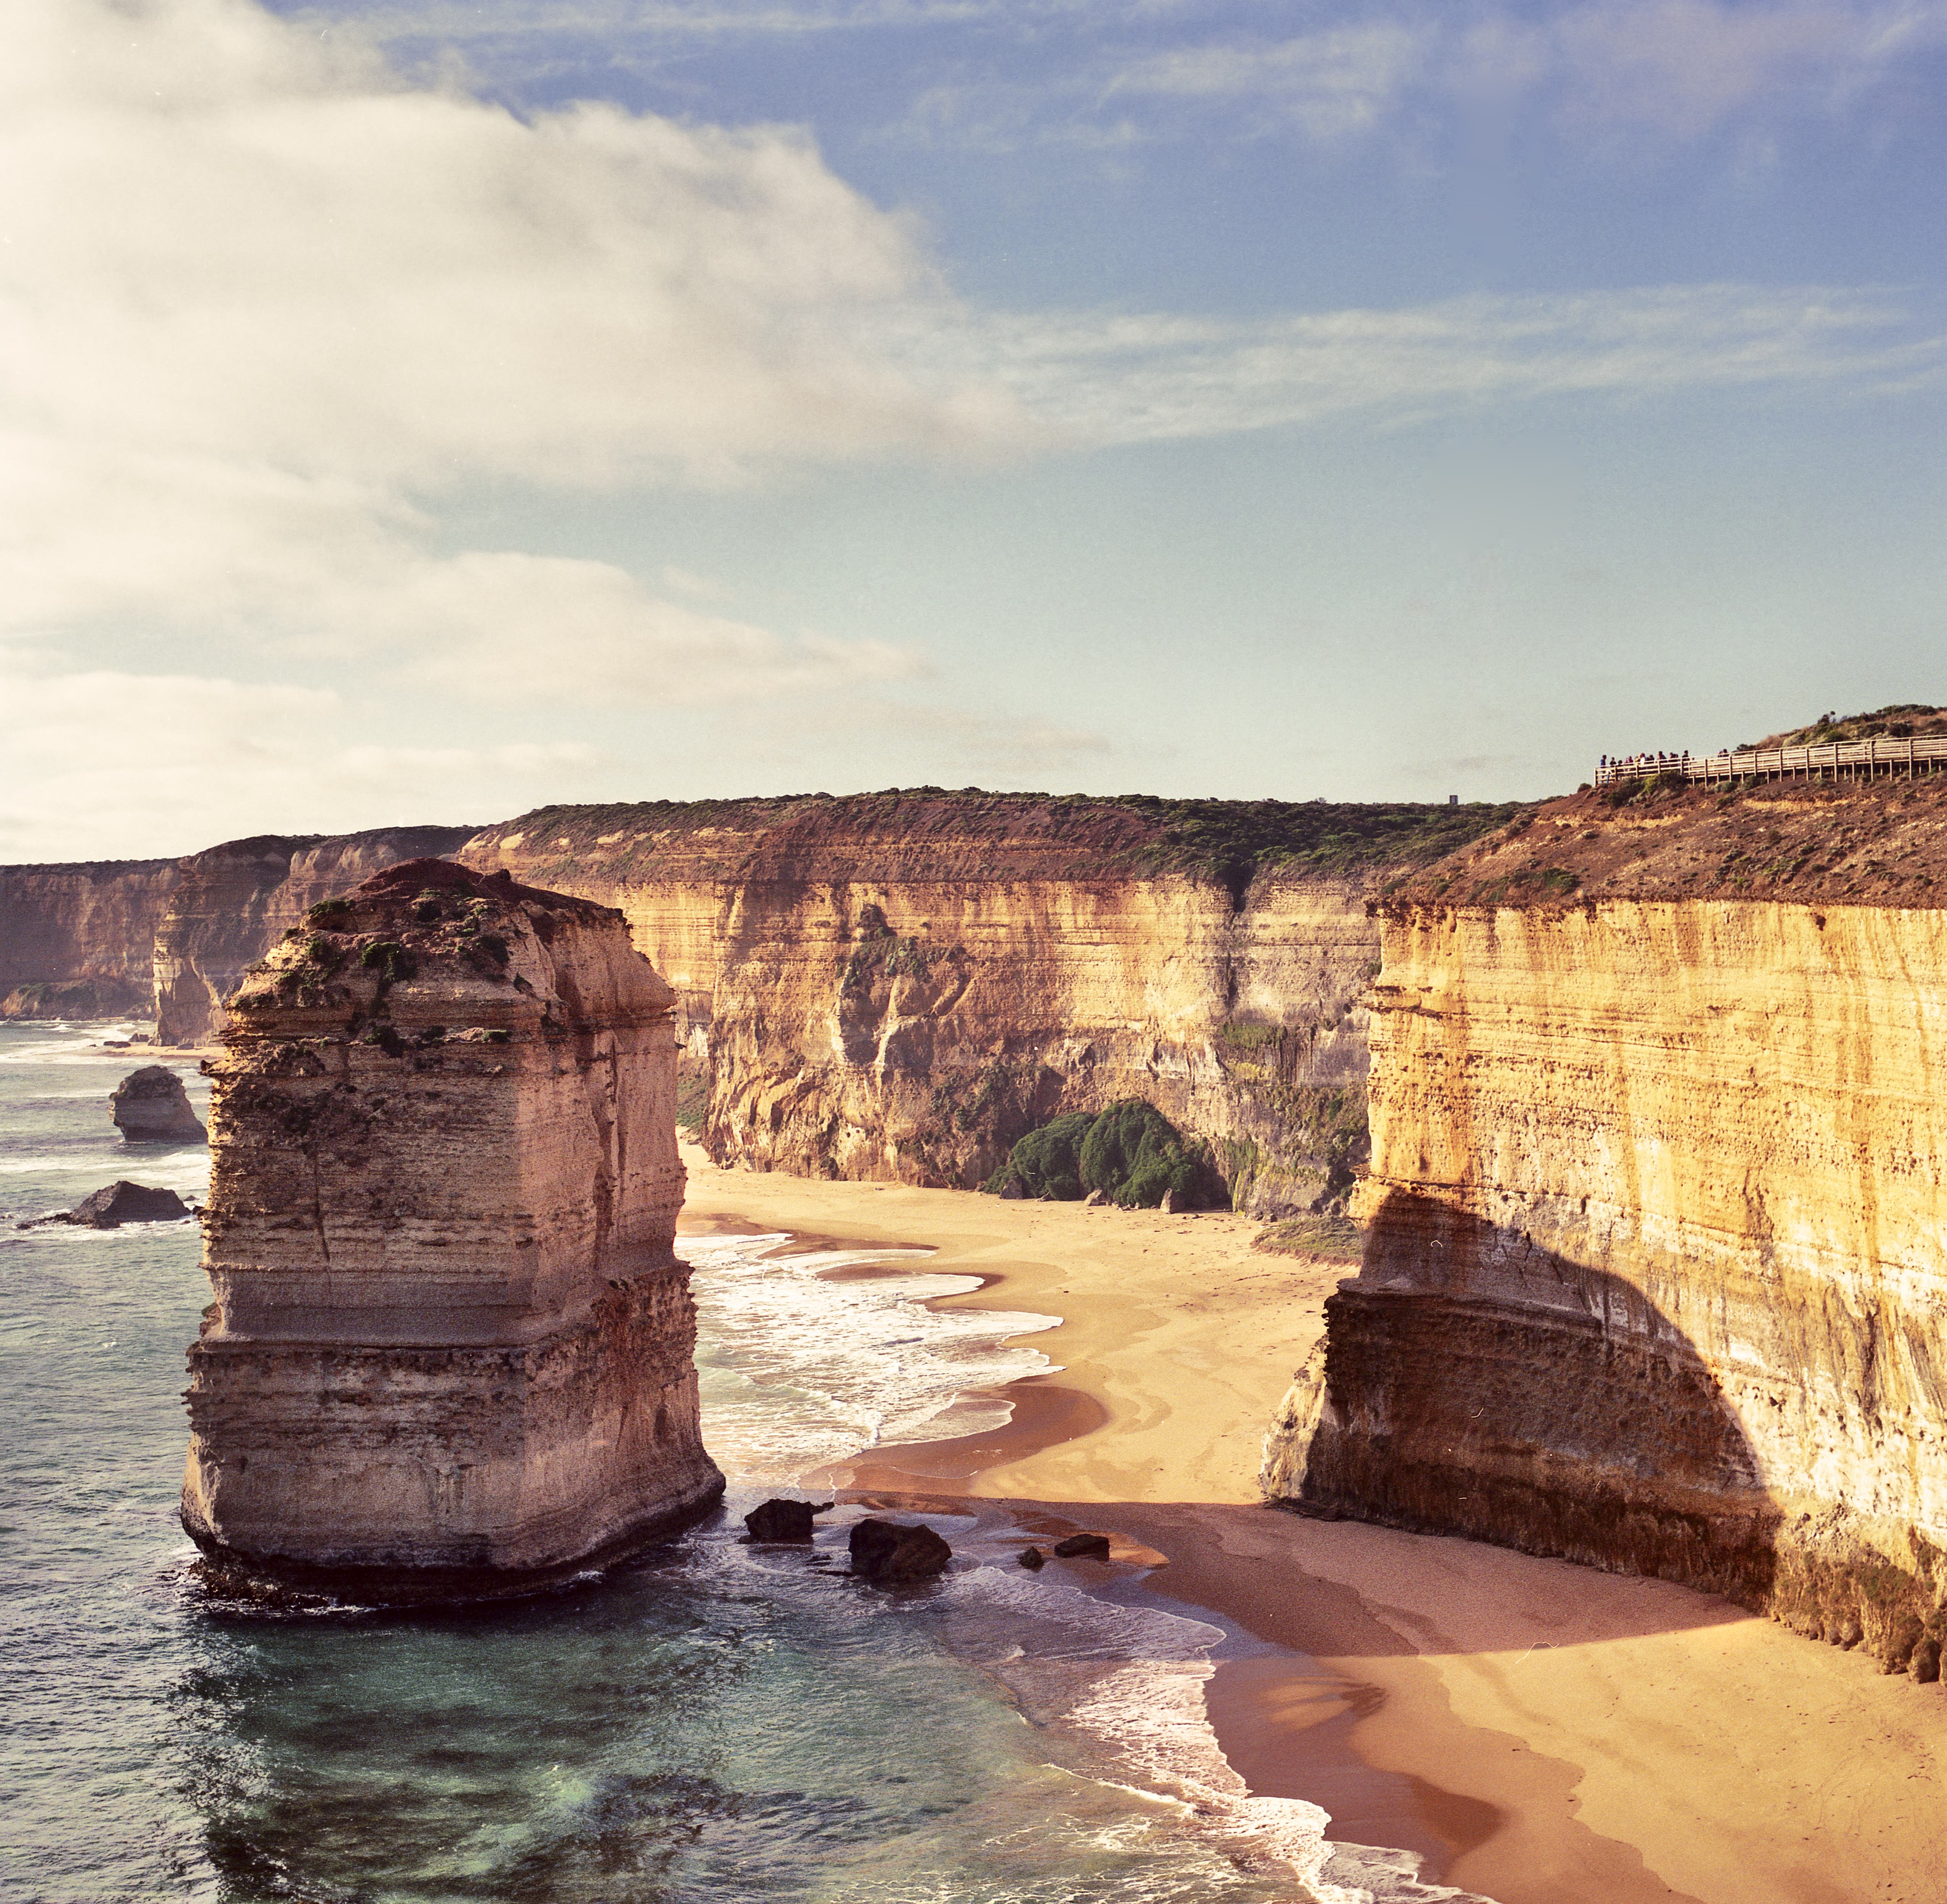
[110,1065,205,1143]
[1263,771,1947,1671]
[181,858,723,1598]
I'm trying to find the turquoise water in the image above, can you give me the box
[0,1020,1461,1904]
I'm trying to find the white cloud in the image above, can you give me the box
[1107,24,1432,139]
[949,284,1947,444]
[865,1,1947,151]
[0,0,1021,684]
[389,553,920,703]
[0,656,609,860]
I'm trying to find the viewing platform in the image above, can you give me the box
[1596,734,1947,789]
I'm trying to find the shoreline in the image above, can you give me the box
[678,1147,1947,1904]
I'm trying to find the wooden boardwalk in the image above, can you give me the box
[1597,734,1947,789]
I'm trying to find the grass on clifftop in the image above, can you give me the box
[1387,770,1947,910]
[483,790,1524,899]
[1743,703,1947,750]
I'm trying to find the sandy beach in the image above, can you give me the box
[679,1145,1947,1904]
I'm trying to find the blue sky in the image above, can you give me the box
[3,0,1943,856]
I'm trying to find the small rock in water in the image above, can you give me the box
[848,1517,952,1583]
[744,1498,820,1542]
[1016,1545,1046,1570]
[110,1066,206,1144]
[1051,1532,1111,1560]
[26,1181,192,1230]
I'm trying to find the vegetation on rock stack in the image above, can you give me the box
[984,1100,1221,1208]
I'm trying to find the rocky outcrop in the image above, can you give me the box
[180,857,723,1599]
[0,859,179,1018]
[110,1065,206,1143]
[462,795,1513,1211]
[849,1517,952,1582]
[153,826,477,1047]
[1264,775,1947,1672]
[22,1181,193,1229]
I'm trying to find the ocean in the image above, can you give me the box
[0,1019,1474,1904]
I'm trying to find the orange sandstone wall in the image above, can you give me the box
[1267,778,1947,1672]
[460,796,1428,1210]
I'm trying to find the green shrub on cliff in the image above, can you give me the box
[984,1100,1219,1207]
[1079,1099,1217,1207]
[990,1111,1096,1200]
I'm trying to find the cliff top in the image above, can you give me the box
[468,791,1525,899]
[1744,703,1947,751]
[1385,772,1947,911]
[225,857,671,1038]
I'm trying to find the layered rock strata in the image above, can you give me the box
[154,825,475,1045]
[1265,778,1947,1669]
[462,795,1513,1210]
[181,858,723,1598]
[0,858,179,1018]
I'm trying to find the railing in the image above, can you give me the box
[1595,734,1947,788]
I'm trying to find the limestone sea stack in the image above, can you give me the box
[180,858,724,1598]
[110,1065,206,1142]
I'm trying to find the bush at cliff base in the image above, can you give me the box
[983,1100,1220,1208]
[994,1111,1095,1200]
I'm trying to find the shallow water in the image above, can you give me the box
[0,1021,1476,1904]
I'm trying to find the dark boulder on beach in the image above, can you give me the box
[744,1498,832,1542]
[1016,1545,1046,1570]
[1051,1532,1111,1560]
[24,1181,193,1230]
[849,1518,952,1583]
[110,1066,205,1144]
[1913,1637,1941,1684]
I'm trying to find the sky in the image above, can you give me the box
[3,0,1944,859]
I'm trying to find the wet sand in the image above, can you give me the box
[678,1146,1947,1904]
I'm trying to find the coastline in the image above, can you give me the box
[678,1144,1947,1904]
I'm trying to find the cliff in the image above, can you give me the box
[1265,772,1947,1671]
[461,794,1517,1211]
[181,858,723,1597]
[154,825,476,1045]
[0,858,179,1018]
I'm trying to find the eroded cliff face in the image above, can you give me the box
[460,795,1508,1210]
[154,826,475,1045]
[181,857,723,1596]
[1266,778,1947,1669]
[0,859,179,1018]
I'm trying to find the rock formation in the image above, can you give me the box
[849,1518,952,1582]
[180,857,723,1598]
[744,1498,830,1541]
[0,858,179,1019]
[154,825,476,1046]
[110,1065,206,1143]
[462,794,1513,1211]
[3,794,1514,1210]
[1264,775,1947,1671]
[22,1181,192,1229]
